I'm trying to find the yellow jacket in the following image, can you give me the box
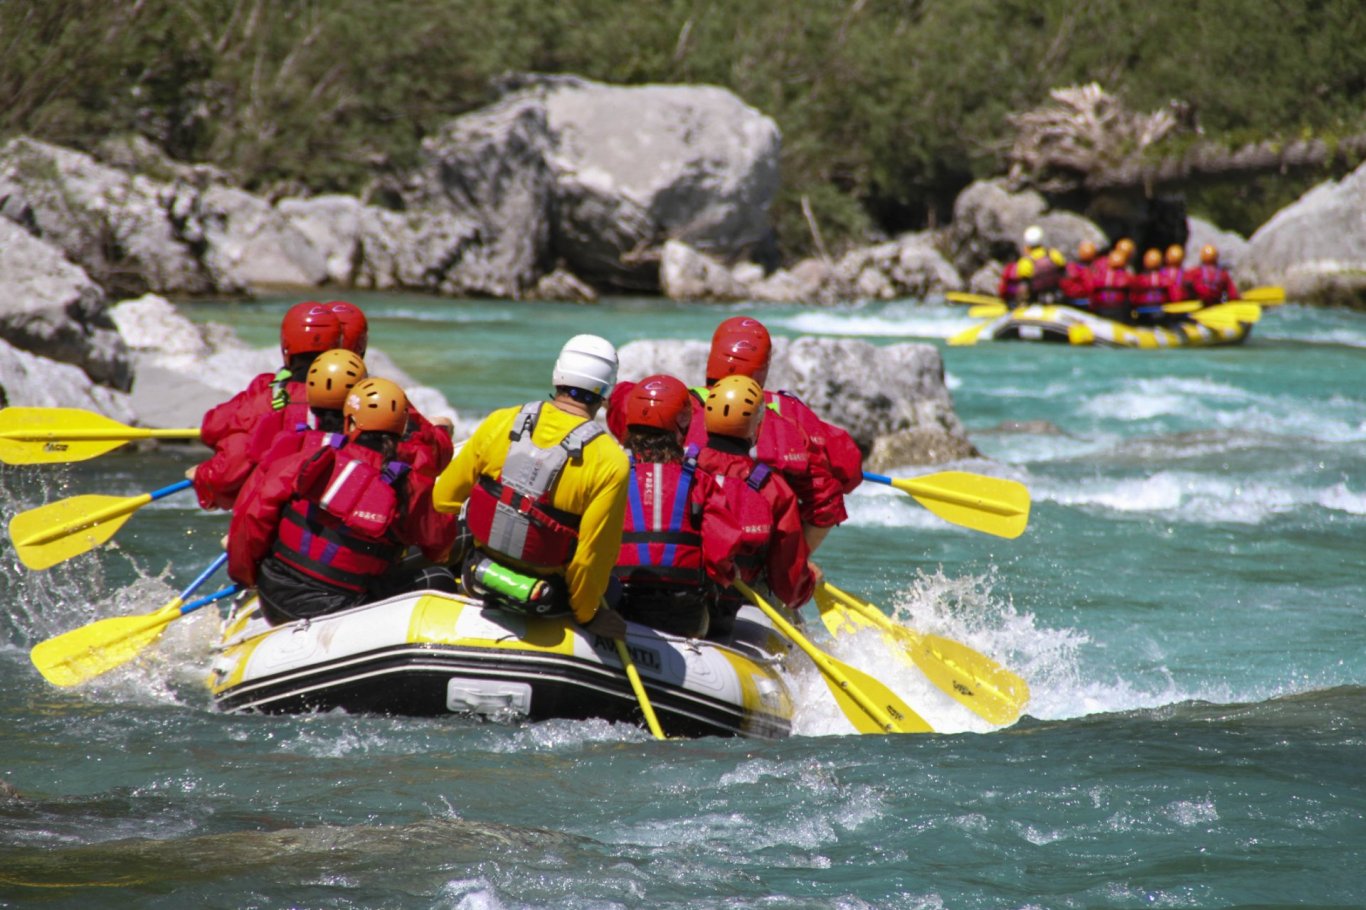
[433,401,629,623]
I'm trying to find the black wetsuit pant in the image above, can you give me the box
[257,555,457,626]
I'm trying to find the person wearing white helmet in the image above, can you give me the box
[1016,224,1067,303]
[433,334,631,637]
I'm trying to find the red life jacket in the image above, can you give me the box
[1089,263,1131,307]
[1159,266,1189,302]
[1186,265,1234,304]
[463,402,605,568]
[1130,270,1169,307]
[271,442,409,592]
[613,447,705,588]
[998,261,1027,300]
[1060,261,1092,300]
[1026,250,1062,296]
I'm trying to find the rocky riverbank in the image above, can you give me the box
[2,74,1362,450]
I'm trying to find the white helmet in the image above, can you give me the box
[1023,225,1044,247]
[552,334,618,398]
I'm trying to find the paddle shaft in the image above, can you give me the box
[0,428,200,442]
[15,479,193,548]
[735,580,922,734]
[615,638,665,739]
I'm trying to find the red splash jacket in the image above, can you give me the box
[696,437,815,610]
[228,440,454,589]
[193,370,282,511]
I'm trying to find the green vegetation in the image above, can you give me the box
[4,0,1365,257]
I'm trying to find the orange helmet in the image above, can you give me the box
[1142,249,1162,271]
[1116,237,1136,255]
[623,374,691,438]
[306,349,367,411]
[1107,250,1127,269]
[706,317,772,386]
[1165,244,1184,267]
[344,377,408,439]
[704,375,764,441]
[280,302,342,359]
[328,301,368,356]
[1200,244,1218,265]
[1077,240,1097,263]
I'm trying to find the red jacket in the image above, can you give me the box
[1059,261,1093,300]
[696,437,814,609]
[608,382,846,529]
[613,456,745,589]
[1129,269,1170,308]
[997,261,1027,301]
[194,370,280,510]
[1088,262,1132,309]
[228,441,454,589]
[763,389,862,496]
[1159,266,1190,302]
[1184,265,1240,305]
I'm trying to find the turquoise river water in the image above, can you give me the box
[1,294,1362,909]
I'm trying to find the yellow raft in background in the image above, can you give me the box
[949,303,1254,348]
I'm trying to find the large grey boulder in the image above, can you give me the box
[188,185,330,290]
[830,232,962,301]
[0,137,210,296]
[0,219,131,389]
[946,179,1106,277]
[405,75,781,294]
[1240,164,1366,304]
[0,337,133,419]
[545,79,780,289]
[617,335,973,463]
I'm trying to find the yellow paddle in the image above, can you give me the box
[947,321,992,347]
[615,638,666,739]
[9,479,194,570]
[861,471,1030,539]
[734,580,931,734]
[0,407,200,465]
[30,554,239,686]
[946,291,1006,307]
[968,303,1009,319]
[815,583,1029,725]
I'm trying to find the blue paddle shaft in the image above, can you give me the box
[862,472,892,485]
[150,478,194,501]
[177,552,228,601]
[178,584,241,617]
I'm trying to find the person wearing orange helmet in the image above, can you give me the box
[1059,240,1099,306]
[607,374,757,638]
[1088,250,1134,322]
[1184,244,1240,305]
[250,349,367,465]
[190,301,342,511]
[607,317,853,553]
[1161,245,1192,304]
[694,376,815,639]
[228,377,458,625]
[1130,249,1171,325]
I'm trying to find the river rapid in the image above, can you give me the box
[2,295,1362,909]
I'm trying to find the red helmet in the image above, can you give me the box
[623,375,691,438]
[328,300,368,356]
[280,302,342,359]
[706,316,772,385]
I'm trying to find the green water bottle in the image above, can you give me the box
[469,556,549,606]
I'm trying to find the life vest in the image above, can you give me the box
[614,446,706,588]
[1089,264,1130,307]
[463,402,605,568]
[1187,265,1233,304]
[1059,261,1092,300]
[998,261,1028,300]
[272,441,409,592]
[1159,266,1189,302]
[1026,249,1063,297]
[1130,271,1169,308]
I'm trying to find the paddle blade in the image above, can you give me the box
[823,658,933,734]
[946,292,1006,307]
[0,408,129,465]
[9,494,145,570]
[947,322,990,347]
[968,303,1008,319]
[892,472,1030,539]
[1242,286,1285,304]
[30,604,182,686]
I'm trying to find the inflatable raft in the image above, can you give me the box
[952,303,1253,348]
[207,590,795,739]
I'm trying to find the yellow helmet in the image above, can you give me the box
[704,376,764,441]
[344,377,409,439]
[306,349,367,411]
